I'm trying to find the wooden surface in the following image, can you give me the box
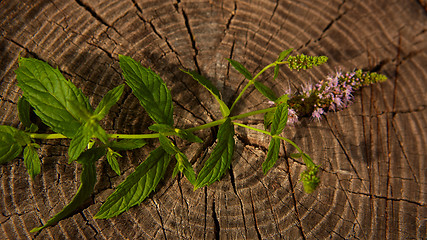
[1,0,426,239]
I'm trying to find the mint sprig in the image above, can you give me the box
[0,48,387,232]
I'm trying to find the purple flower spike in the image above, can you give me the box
[287,69,387,122]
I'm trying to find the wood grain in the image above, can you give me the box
[0,0,425,239]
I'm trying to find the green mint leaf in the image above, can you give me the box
[253,80,277,101]
[277,48,294,62]
[94,147,171,219]
[275,94,289,105]
[31,147,105,232]
[107,148,122,175]
[180,69,220,96]
[68,120,109,163]
[0,125,31,146]
[13,129,31,147]
[157,135,196,185]
[301,153,316,169]
[94,84,125,120]
[176,129,203,143]
[273,65,280,81]
[226,58,253,80]
[148,124,174,133]
[180,69,230,117]
[120,55,174,125]
[194,118,235,189]
[90,121,109,144]
[17,97,32,129]
[158,134,179,155]
[270,100,289,135]
[15,58,93,138]
[175,152,196,185]
[290,153,303,159]
[263,111,275,130]
[273,48,294,81]
[0,126,26,164]
[18,97,39,132]
[262,137,280,174]
[108,139,146,151]
[68,123,92,163]
[23,144,41,179]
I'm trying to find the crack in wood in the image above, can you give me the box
[1,34,42,60]
[227,165,248,238]
[73,0,122,37]
[85,41,115,61]
[386,34,422,188]
[131,0,184,67]
[203,188,208,239]
[338,0,347,12]
[176,174,190,219]
[298,1,351,50]
[211,196,220,240]
[79,212,99,237]
[384,32,401,239]
[0,94,16,105]
[225,2,237,30]
[224,40,235,94]
[348,190,425,206]
[249,189,263,240]
[30,10,122,71]
[182,9,201,74]
[269,0,279,21]
[325,157,368,240]
[284,156,306,240]
[152,199,168,240]
[3,33,119,95]
[391,118,420,184]
[325,116,369,193]
[172,99,207,125]
[174,0,201,73]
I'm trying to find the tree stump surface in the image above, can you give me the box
[0,0,426,239]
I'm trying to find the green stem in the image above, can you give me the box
[229,62,277,112]
[233,122,315,168]
[232,122,271,135]
[233,122,303,153]
[30,107,277,140]
[186,107,276,132]
[277,136,303,153]
[29,133,68,139]
[229,81,254,112]
[108,133,160,139]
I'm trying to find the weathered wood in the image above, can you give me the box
[0,0,425,239]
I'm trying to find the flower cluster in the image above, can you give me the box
[286,69,387,123]
[287,54,328,71]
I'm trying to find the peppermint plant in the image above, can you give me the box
[0,49,386,232]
